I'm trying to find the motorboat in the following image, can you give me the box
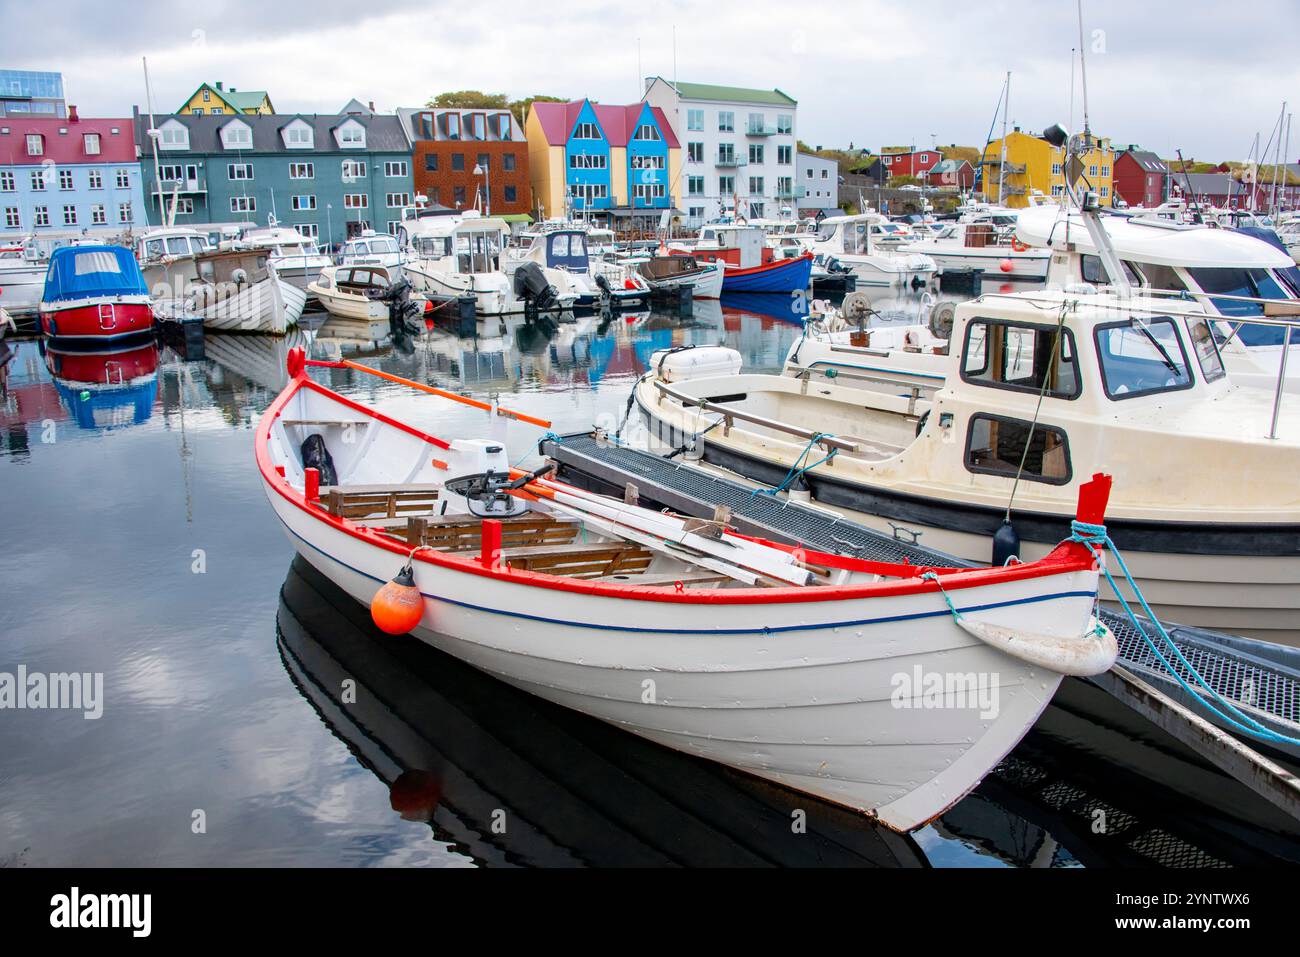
[38,245,155,344]
[896,208,1050,284]
[806,215,938,290]
[633,286,1300,644]
[336,230,405,274]
[509,227,651,312]
[308,264,401,322]
[0,242,48,319]
[678,224,814,293]
[258,347,1118,832]
[228,223,331,292]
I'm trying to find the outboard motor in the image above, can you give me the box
[513,261,558,312]
[371,278,424,339]
[442,438,552,519]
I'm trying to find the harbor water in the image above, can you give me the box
[2,293,1296,868]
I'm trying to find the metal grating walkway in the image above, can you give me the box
[543,432,1300,756]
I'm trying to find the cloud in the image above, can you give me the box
[7,0,1299,160]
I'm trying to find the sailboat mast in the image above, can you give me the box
[997,72,1010,204]
[143,57,167,229]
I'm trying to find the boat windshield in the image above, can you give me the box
[1094,317,1194,400]
[1186,266,1295,345]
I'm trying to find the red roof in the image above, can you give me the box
[532,100,679,149]
[0,117,137,166]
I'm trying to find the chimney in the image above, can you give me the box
[216,82,223,91]
[368,101,375,113]
[68,105,79,122]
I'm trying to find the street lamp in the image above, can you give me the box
[326,203,333,252]
[473,163,490,215]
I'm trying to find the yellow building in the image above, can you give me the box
[177,82,274,116]
[980,129,1115,208]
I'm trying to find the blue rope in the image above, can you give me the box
[754,433,838,497]
[1070,520,1300,747]
[920,571,963,621]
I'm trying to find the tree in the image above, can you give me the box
[425,90,509,109]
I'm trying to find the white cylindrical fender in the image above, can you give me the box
[956,617,1119,677]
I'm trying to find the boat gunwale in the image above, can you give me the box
[256,367,1102,607]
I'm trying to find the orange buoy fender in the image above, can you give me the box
[371,561,425,635]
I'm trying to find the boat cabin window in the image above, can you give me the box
[144,239,166,260]
[1185,316,1225,383]
[1080,255,1142,286]
[964,414,1072,485]
[1129,262,1186,293]
[455,232,500,273]
[960,318,1081,400]
[416,237,451,258]
[1186,266,1296,346]
[1094,317,1194,400]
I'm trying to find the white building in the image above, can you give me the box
[642,78,798,225]
[796,152,839,215]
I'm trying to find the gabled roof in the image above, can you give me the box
[182,82,272,114]
[1177,172,1243,194]
[338,98,373,116]
[531,100,679,149]
[929,158,971,173]
[650,78,796,106]
[0,116,137,166]
[1121,149,1168,173]
[132,109,410,154]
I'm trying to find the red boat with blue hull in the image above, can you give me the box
[681,224,813,294]
[720,254,813,293]
[39,245,154,345]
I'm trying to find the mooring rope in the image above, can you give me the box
[1070,520,1300,748]
[753,432,838,497]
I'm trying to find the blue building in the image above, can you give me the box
[133,103,414,245]
[0,70,66,117]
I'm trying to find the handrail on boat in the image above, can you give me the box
[303,358,552,428]
[652,379,862,453]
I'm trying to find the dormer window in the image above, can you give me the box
[493,113,511,139]
[633,124,661,141]
[83,133,101,155]
[159,121,189,150]
[221,120,253,149]
[441,113,460,140]
[469,113,485,140]
[336,119,365,148]
[573,122,599,140]
[25,134,42,156]
[283,120,313,149]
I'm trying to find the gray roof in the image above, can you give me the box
[1176,172,1244,195]
[132,109,411,155]
[395,106,525,143]
[1122,149,1167,173]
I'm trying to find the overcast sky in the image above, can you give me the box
[7,0,1299,161]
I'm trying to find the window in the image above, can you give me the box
[1051,184,1065,197]
[1051,162,1063,176]
[960,318,1081,399]
[1101,165,1110,177]
[291,195,316,211]
[688,176,705,196]
[87,169,102,189]
[34,205,49,227]
[777,114,793,134]
[159,123,188,149]
[62,204,77,226]
[1089,164,1098,177]
[441,113,461,139]
[285,124,313,148]
[718,111,734,132]
[295,223,319,240]
[477,153,489,170]
[687,109,704,132]
[573,122,600,139]
[343,194,368,209]
[1185,267,1293,345]
[965,414,1072,485]
[203,89,211,102]
[747,112,765,133]
[427,187,440,205]
[338,123,365,147]
[386,192,410,208]
[777,145,792,165]
[748,176,764,194]
[777,176,793,196]
[118,202,133,223]
[26,134,42,156]
[158,164,182,181]
[424,153,438,172]
[718,175,735,195]
[30,170,45,191]
[1100,186,1109,198]
[502,153,515,171]
[230,196,256,213]
[688,142,703,163]
[83,133,100,155]
[0,171,12,192]
[629,154,664,170]
[341,160,367,181]
[1186,316,1226,383]
[634,183,666,202]
[59,169,73,190]
[717,143,735,164]
[451,153,464,171]
[919,153,929,163]
[503,185,516,203]
[115,169,130,188]
[749,144,764,164]
[91,203,106,225]
[493,113,512,139]
[4,207,19,228]
[222,123,252,149]
[633,124,660,141]
[169,198,193,215]
[453,185,466,206]
[567,152,607,170]
[1094,317,1193,400]
[290,162,314,179]
[227,163,254,181]
[385,161,408,177]
[689,206,704,219]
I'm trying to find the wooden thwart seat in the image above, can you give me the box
[323,484,442,521]
[501,541,654,578]
[405,513,581,551]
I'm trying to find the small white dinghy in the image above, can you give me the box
[257,348,1118,832]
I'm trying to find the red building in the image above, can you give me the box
[396,107,531,217]
[1113,149,1169,208]
[877,148,941,182]
[925,159,974,190]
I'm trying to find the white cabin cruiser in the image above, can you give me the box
[403,216,578,316]
[336,230,405,274]
[897,209,1051,284]
[229,224,331,292]
[634,287,1300,644]
[308,265,402,322]
[807,214,938,289]
[0,242,48,318]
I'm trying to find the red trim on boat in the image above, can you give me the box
[256,370,1103,606]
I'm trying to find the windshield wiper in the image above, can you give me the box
[1134,322,1180,376]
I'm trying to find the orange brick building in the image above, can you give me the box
[397,107,532,217]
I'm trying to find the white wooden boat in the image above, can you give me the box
[257,349,1117,832]
[635,288,1300,644]
[635,254,724,299]
[228,224,331,292]
[307,265,395,322]
[166,249,305,334]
